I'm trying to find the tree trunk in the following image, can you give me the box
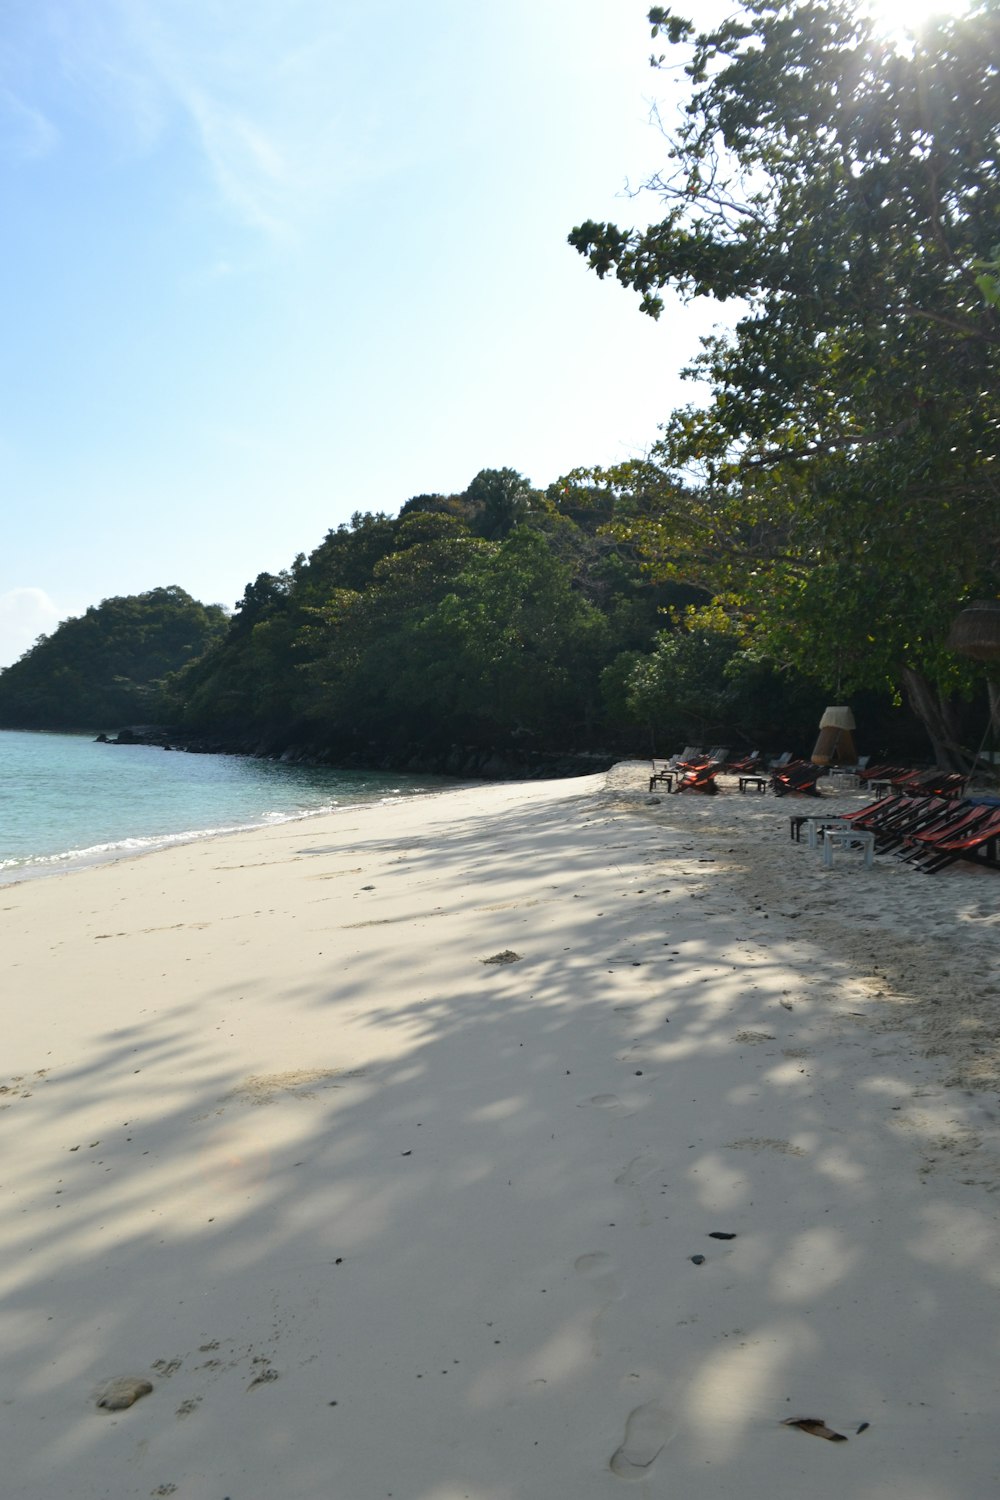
[988,678,1000,739]
[899,665,969,771]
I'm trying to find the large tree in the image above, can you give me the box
[570,0,1000,765]
[0,587,228,730]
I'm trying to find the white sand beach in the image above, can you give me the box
[2,762,999,1500]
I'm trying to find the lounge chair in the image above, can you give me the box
[858,762,910,783]
[788,793,936,845]
[891,769,966,799]
[649,746,704,790]
[865,795,955,852]
[898,805,1000,872]
[674,759,723,794]
[771,759,823,797]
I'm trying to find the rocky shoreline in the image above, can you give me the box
[94,723,621,781]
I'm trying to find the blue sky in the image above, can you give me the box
[0,0,728,668]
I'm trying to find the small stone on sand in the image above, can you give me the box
[96,1376,153,1411]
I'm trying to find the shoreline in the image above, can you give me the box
[2,763,998,1499]
[0,782,468,888]
[0,726,470,886]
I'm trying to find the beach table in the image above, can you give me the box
[827,769,860,792]
[738,774,768,794]
[807,816,852,849]
[822,827,875,869]
[790,815,851,845]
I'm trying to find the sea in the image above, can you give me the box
[0,729,452,885]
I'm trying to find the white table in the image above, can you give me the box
[827,770,860,792]
[805,816,852,848]
[822,828,875,869]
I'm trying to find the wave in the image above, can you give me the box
[0,786,430,884]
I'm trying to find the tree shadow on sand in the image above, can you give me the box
[3,778,999,1499]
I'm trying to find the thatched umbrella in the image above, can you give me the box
[811,705,857,765]
[948,601,1000,754]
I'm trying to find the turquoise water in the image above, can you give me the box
[0,730,450,883]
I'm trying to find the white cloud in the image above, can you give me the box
[0,86,59,162]
[0,588,62,669]
[9,0,432,238]
[102,0,370,239]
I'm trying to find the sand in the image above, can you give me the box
[2,762,998,1499]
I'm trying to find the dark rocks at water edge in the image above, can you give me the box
[94,727,619,782]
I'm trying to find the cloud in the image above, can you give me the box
[0,588,62,669]
[11,0,424,237]
[0,86,59,162]
[102,0,372,239]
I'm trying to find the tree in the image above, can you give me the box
[570,0,1000,765]
[463,467,534,539]
[0,587,229,729]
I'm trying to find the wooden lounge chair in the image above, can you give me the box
[649,746,702,790]
[771,759,822,797]
[898,805,1000,872]
[890,768,966,799]
[674,760,723,794]
[788,793,939,845]
[858,762,910,783]
[867,795,956,852]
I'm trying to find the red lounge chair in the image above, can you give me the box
[650,745,708,789]
[675,760,723,794]
[771,759,822,797]
[788,794,943,845]
[858,763,910,783]
[899,806,1000,872]
[860,795,954,851]
[891,769,966,799]
[728,750,762,773]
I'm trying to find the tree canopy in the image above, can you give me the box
[570,0,1000,765]
[0,587,229,730]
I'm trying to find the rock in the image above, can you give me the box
[782,1417,847,1442]
[96,1376,153,1411]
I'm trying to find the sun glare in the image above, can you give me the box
[862,0,973,47]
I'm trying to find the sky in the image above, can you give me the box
[0,0,731,668]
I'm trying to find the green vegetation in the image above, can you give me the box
[570,0,1000,768]
[0,587,228,730]
[156,473,697,761]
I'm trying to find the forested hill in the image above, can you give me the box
[0,468,969,767]
[0,587,228,730]
[156,471,717,765]
[155,469,831,767]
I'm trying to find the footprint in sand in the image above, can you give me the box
[610,1401,677,1479]
[614,1154,655,1188]
[578,1094,620,1109]
[574,1251,615,1278]
[575,1252,622,1357]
